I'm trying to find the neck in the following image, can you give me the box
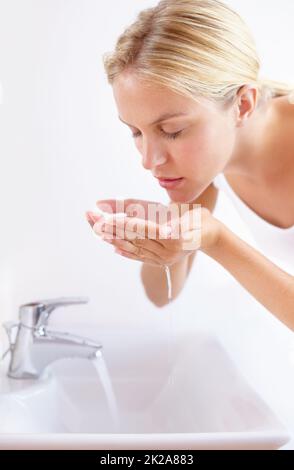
[225,97,278,184]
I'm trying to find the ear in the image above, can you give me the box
[235,85,258,127]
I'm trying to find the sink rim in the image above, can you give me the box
[0,429,290,450]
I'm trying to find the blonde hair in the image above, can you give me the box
[103,0,294,105]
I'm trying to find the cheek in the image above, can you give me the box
[180,121,234,174]
[176,128,216,174]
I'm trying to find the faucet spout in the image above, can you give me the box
[3,297,103,379]
[7,326,103,379]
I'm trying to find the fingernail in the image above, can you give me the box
[85,212,93,222]
[96,201,106,209]
[90,212,103,223]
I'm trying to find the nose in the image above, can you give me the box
[141,138,168,170]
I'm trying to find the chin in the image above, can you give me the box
[168,188,201,204]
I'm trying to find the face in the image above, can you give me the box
[112,72,237,203]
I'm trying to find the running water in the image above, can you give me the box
[92,351,120,432]
[164,265,176,381]
[164,265,172,301]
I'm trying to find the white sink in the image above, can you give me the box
[0,328,290,449]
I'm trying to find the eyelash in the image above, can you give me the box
[132,129,182,140]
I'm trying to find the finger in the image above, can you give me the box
[100,225,171,264]
[93,215,149,239]
[94,220,119,238]
[96,198,167,220]
[85,212,94,228]
[101,236,139,255]
[110,216,172,241]
[95,223,156,244]
[114,247,162,266]
[91,212,129,238]
[85,211,103,229]
[95,198,143,217]
[94,220,136,240]
[94,213,176,254]
[101,235,163,259]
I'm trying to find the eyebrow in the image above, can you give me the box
[118,112,189,128]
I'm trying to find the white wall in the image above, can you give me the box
[0,0,166,331]
[0,0,294,442]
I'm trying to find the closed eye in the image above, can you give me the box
[132,129,183,140]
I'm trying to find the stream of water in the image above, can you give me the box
[92,352,120,432]
[164,265,172,301]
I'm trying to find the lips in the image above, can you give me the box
[156,177,184,189]
[156,177,183,182]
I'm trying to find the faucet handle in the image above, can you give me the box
[19,297,89,330]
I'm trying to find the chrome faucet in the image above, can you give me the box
[2,297,103,379]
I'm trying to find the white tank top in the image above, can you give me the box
[213,173,294,275]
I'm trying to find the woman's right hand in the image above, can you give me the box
[85,198,220,267]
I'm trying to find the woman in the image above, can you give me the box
[86,0,294,330]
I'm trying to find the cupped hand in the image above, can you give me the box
[85,198,220,267]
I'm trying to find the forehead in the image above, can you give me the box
[112,72,198,124]
[113,72,182,101]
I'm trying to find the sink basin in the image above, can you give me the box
[0,327,289,449]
